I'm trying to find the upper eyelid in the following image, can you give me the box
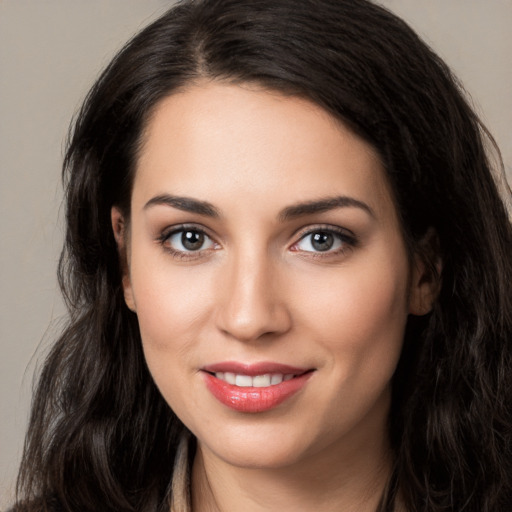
[159,223,214,239]
[293,224,356,240]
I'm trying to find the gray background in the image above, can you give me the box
[1,1,510,506]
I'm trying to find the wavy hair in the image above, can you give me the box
[15,0,512,511]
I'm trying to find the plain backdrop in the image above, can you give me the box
[1,1,510,506]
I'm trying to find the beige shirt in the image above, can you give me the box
[170,434,192,512]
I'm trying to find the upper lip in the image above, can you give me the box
[201,361,312,376]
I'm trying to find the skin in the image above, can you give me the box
[112,82,434,511]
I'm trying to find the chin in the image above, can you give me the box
[195,421,324,470]
[214,445,306,470]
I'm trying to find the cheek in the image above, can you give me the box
[344,270,408,336]
[128,252,219,398]
[293,255,409,374]
[129,260,214,414]
[132,257,211,333]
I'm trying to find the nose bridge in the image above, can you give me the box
[217,243,290,342]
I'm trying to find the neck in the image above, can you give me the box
[191,426,394,512]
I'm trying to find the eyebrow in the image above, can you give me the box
[144,194,220,217]
[143,193,374,221]
[278,196,375,221]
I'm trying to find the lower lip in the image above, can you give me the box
[203,372,313,413]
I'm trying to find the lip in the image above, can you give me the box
[201,361,314,413]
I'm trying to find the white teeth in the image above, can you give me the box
[224,372,236,385]
[214,372,296,387]
[271,374,283,385]
[235,374,253,387]
[253,374,271,387]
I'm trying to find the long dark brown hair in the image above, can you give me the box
[15,1,512,511]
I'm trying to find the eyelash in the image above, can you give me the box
[156,224,218,261]
[156,224,357,261]
[291,225,357,259]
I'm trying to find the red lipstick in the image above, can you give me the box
[202,362,314,413]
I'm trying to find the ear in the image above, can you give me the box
[408,228,442,316]
[111,207,136,312]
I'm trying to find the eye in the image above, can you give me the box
[161,227,217,254]
[292,227,356,255]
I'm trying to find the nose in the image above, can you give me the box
[215,250,292,343]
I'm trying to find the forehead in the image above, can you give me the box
[133,82,396,221]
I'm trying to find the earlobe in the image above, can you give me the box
[408,229,442,316]
[111,207,137,313]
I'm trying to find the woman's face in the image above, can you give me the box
[114,83,429,470]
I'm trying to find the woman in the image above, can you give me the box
[13,0,512,511]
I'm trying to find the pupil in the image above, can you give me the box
[182,231,204,250]
[312,232,334,251]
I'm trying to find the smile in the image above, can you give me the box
[201,362,314,413]
[213,372,295,387]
